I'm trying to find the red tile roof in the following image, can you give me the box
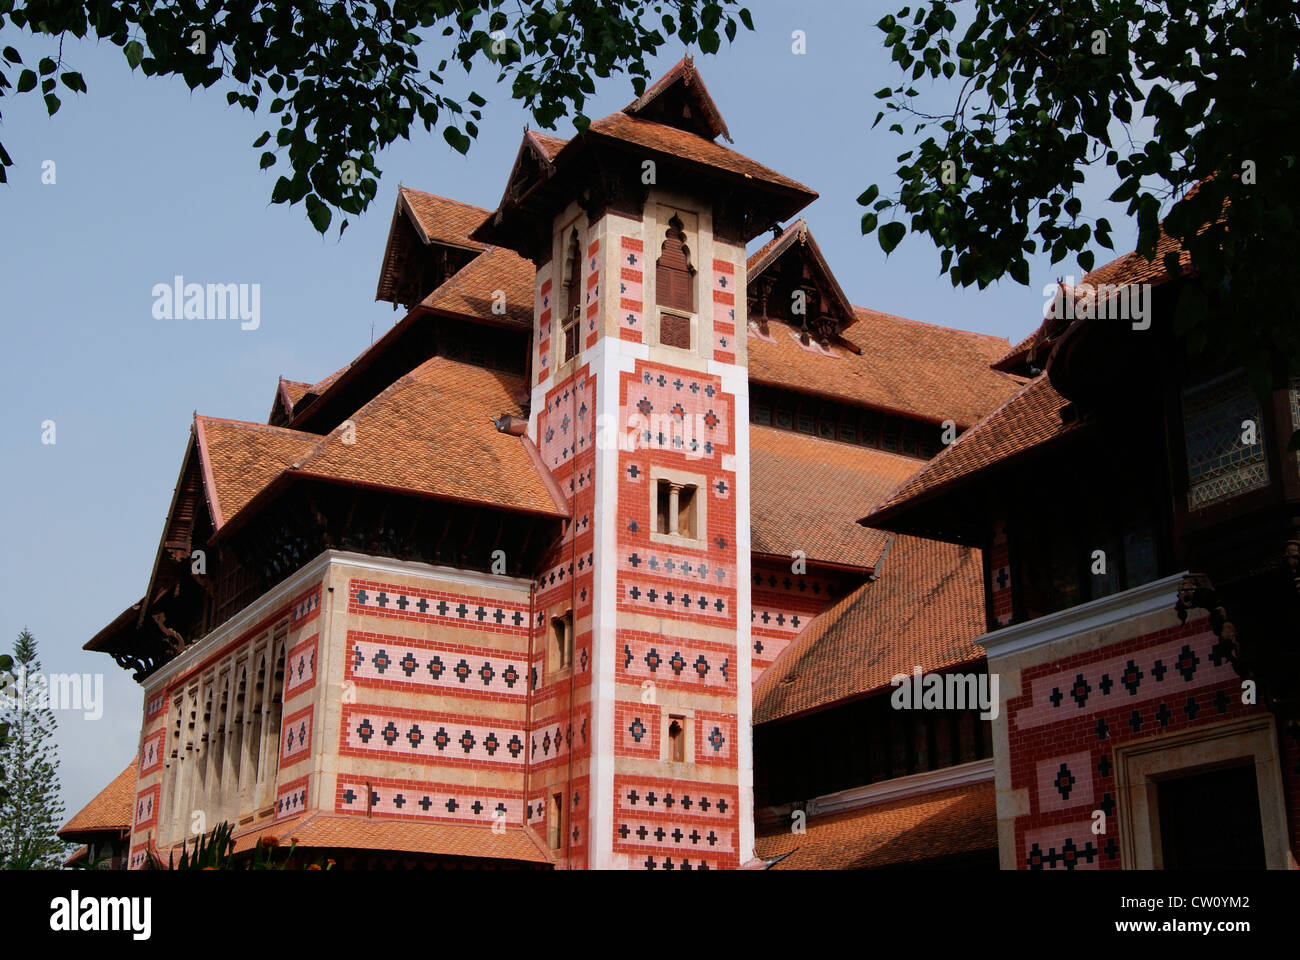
[420,245,535,330]
[753,781,996,869]
[194,417,318,529]
[59,762,136,840]
[587,112,814,198]
[399,187,490,251]
[286,357,565,519]
[862,374,1082,528]
[748,310,1018,429]
[750,426,920,569]
[233,814,552,863]
[754,534,986,723]
[528,130,567,160]
[1081,225,1192,291]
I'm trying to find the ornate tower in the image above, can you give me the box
[475,58,815,868]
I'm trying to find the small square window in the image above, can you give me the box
[668,716,686,763]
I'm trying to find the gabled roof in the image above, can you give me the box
[375,189,491,307]
[397,188,490,251]
[747,307,1019,429]
[59,762,136,841]
[474,62,817,249]
[750,426,919,569]
[622,55,732,142]
[753,781,996,869]
[862,374,1083,531]
[754,534,986,723]
[747,219,856,332]
[194,417,318,529]
[268,356,566,522]
[273,378,313,420]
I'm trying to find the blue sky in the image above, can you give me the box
[0,1,1133,821]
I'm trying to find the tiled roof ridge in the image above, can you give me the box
[860,372,1069,526]
[195,413,318,439]
[850,305,1012,347]
[752,420,927,465]
[866,373,1044,512]
[398,185,492,216]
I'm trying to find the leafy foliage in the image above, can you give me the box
[0,652,11,805]
[862,0,1300,395]
[0,1,752,234]
[0,630,67,869]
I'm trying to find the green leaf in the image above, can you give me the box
[442,127,470,154]
[16,69,36,93]
[856,184,880,206]
[878,222,906,254]
[38,57,56,76]
[60,72,86,93]
[1009,259,1029,285]
[739,8,754,30]
[259,151,275,169]
[270,176,292,204]
[860,212,878,234]
[124,40,144,70]
[44,93,60,115]
[252,131,270,148]
[305,194,331,234]
[3,47,21,65]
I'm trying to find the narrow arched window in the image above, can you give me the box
[561,229,581,362]
[656,214,695,313]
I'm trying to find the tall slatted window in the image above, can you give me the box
[656,214,695,314]
[561,229,581,362]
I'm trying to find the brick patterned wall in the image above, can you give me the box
[1004,617,1269,870]
[988,518,1012,627]
[614,357,741,869]
[712,258,736,364]
[334,774,525,825]
[750,560,843,681]
[584,238,602,348]
[276,775,308,821]
[285,633,317,699]
[537,275,552,385]
[139,730,164,777]
[531,362,598,868]
[280,704,313,769]
[619,236,644,343]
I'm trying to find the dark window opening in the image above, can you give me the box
[1158,764,1265,869]
[561,229,581,363]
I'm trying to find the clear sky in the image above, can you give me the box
[0,1,1134,821]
